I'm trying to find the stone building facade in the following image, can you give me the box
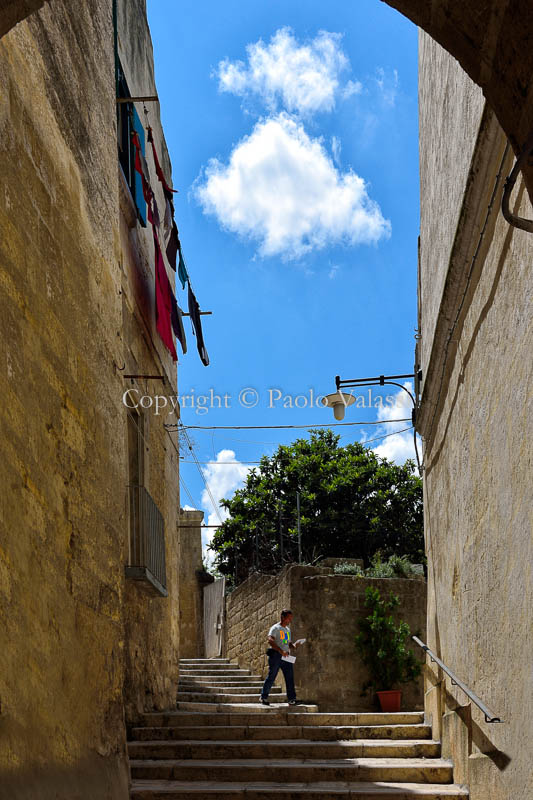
[225,565,426,712]
[417,33,533,800]
[0,1,185,797]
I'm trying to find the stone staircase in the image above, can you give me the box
[129,657,468,799]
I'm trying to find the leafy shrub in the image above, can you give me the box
[333,561,364,575]
[334,553,423,578]
[355,586,422,692]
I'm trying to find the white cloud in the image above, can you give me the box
[216,27,351,115]
[376,67,399,107]
[362,382,421,465]
[331,135,341,166]
[194,113,391,260]
[328,264,340,280]
[200,450,250,560]
[342,79,363,100]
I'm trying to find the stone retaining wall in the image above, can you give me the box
[224,565,426,711]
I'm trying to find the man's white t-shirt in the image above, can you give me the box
[268,623,291,653]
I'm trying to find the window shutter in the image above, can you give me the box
[132,106,147,227]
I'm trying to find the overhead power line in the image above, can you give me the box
[166,418,410,431]
[176,426,415,463]
[178,423,225,525]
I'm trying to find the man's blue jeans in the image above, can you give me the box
[261,649,296,702]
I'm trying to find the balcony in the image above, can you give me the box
[126,485,168,597]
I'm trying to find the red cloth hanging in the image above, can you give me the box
[147,126,178,200]
[154,235,177,362]
[132,130,177,361]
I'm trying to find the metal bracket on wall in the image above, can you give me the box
[116,96,159,104]
[502,132,533,232]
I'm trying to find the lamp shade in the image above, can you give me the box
[321,391,356,421]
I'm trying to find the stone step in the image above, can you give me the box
[177,685,276,695]
[141,711,297,727]
[140,710,412,727]
[179,664,246,669]
[179,671,253,678]
[290,712,425,726]
[130,781,469,799]
[176,692,288,704]
[179,672,265,686]
[178,660,231,664]
[128,739,441,761]
[131,724,433,742]
[129,757,454,783]
[175,702,318,713]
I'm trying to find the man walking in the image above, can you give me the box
[260,609,303,706]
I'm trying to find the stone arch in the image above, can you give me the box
[382,0,533,200]
[0,0,49,38]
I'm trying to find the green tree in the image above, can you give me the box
[210,429,423,586]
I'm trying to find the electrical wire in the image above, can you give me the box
[165,418,410,431]
[178,423,225,525]
[179,474,199,508]
[175,426,416,463]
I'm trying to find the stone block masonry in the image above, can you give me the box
[224,565,426,711]
[0,1,182,797]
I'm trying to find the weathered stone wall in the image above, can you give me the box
[418,30,485,374]
[177,510,206,659]
[225,567,293,689]
[116,0,181,727]
[419,39,533,800]
[0,0,181,796]
[225,566,426,711]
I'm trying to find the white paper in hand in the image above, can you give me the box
[294,638,306,645]
[281,654,296,663]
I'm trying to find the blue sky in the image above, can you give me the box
[146,0,419,553]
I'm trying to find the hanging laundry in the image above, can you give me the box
[132,129,178,361]
[170,294,187,355]
[147,126,178,202]
[132,130,160,229]
[154,236,177,362]
[147,126,181,271]
[187,282,209,366]
[178,247,189,290]
[132,130,153,205]
[163,195,173,240]
[166,221,180,272]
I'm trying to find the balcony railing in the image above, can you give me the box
[126,484,167,597]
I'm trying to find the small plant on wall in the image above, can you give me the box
[355,586,421,712]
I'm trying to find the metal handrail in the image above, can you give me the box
[412,636,502,723]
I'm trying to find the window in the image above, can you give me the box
[116,59,147,227]
[126,411,167,596]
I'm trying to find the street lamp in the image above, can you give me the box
[321,391,356,421]
[322,370,423,473]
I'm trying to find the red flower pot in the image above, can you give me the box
[377,690,402,712]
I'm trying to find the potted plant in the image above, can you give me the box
[355,586,421,712]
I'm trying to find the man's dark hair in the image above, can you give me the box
[280,609,292,620]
